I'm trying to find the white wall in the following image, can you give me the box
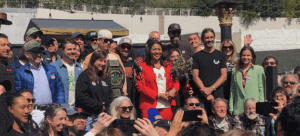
[37,8,300,37]
[0,12,36,44]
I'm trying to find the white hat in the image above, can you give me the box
[98,29,113,39]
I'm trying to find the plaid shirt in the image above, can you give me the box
[233,113,266,136]
[212,116,230,132]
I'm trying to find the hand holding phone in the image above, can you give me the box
[256,102,278,117]
[112,119,138,133]
[182,110,203,121]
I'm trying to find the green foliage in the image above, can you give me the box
[282,0,300,19]
[190,0,218,16]
[171,56,194,81]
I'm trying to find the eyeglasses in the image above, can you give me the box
[27,98,36,103]
[170,30,181,35]
[188,103,200,106]
[121,45,132,50]
[264,62,276,65]
[222,46,233,50]
[284,81,296,85]
[119,106,133,112]
[90,39,97,42]
[103,38,114,43]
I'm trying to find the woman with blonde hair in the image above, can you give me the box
[220,39,238,100]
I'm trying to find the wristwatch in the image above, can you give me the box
[212,85,217,91]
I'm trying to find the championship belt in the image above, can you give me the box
[107,59,125,98]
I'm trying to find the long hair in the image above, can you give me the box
[109,96,136,119]
[39,103,67,136]
[144,40,166,67]
[235,46,256,75]
[220,39,237,64]
[200,28,215,42]
[85,50,109,81]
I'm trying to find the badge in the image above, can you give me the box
[213,59,220,65]
[78,67,81,70]
[182,50,185,54]
[246,75,251,80]
[51,75,55,79]
[6,69,12,72]
[92,81,96,86]
[101,81,108,86]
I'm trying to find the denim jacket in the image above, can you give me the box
[50,58,83,103]
[14,61,65,104]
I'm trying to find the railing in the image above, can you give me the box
[3,1,202,16]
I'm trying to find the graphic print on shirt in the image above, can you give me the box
[213,59,220,65]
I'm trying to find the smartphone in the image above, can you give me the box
[112,119,138,133]
[182,110,203,121]
[256,102,278,117]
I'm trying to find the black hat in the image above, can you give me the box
[71,32,85,40]
[41,35,54,45]
[0,80,11,92]
[154,120,171,129]
[168,23,181,32]
[61,104,89,117]
[86,31,97,40]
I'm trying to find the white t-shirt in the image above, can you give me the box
[63,62,76,106]
[154,66,171,109]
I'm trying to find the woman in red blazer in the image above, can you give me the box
[136,40,180,120]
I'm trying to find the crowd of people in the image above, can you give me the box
[0,23,300,136]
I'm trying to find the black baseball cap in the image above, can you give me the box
[41,35,54,45]
[61,104,89,117]
[71,32,85,40]
[168,23,181,32]
[153,120,171,129]
[86,31,97,40]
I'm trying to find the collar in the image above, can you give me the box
[29,62,42,70]
[240,63,254,71]
[57,58,81,68]
[213,115,229,125]
[25,61,48,72]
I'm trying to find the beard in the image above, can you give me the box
[287,84,299,96]
[171,36,181,46]
[206,41,214,48]
[246,112,258,120]
[91,45,98,51]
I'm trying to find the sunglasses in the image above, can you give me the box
[222,46,233,50]
[103,39,114,43]
[188,103,200,107]
[27,98,36,103]
[90,39,97,42]
[284,81,296,85]
[264,62,276,65]
[121,45,132,50]
[170,30,181,35]
[119,106,133,112]
[31,34,42,39]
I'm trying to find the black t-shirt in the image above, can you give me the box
[163,40,194,61]
[0,60,15,92]
[123,60,135,100]
[7,129,28,136]
[192,49,227,98]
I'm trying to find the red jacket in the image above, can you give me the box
[136,62,180,110]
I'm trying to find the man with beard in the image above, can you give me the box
[63,104,89,136]
[41,35,60,64]
[0,33,14,92]
[234,98,266,136]
[163,23,194,61]
[83,29,127,98]
[51,38,83,106]
[116,37,140,109]
[280,74,300,98]
[208,98,233,132]
[192,28,227,117]
[188,34,203,53]
[78,31,98,62]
